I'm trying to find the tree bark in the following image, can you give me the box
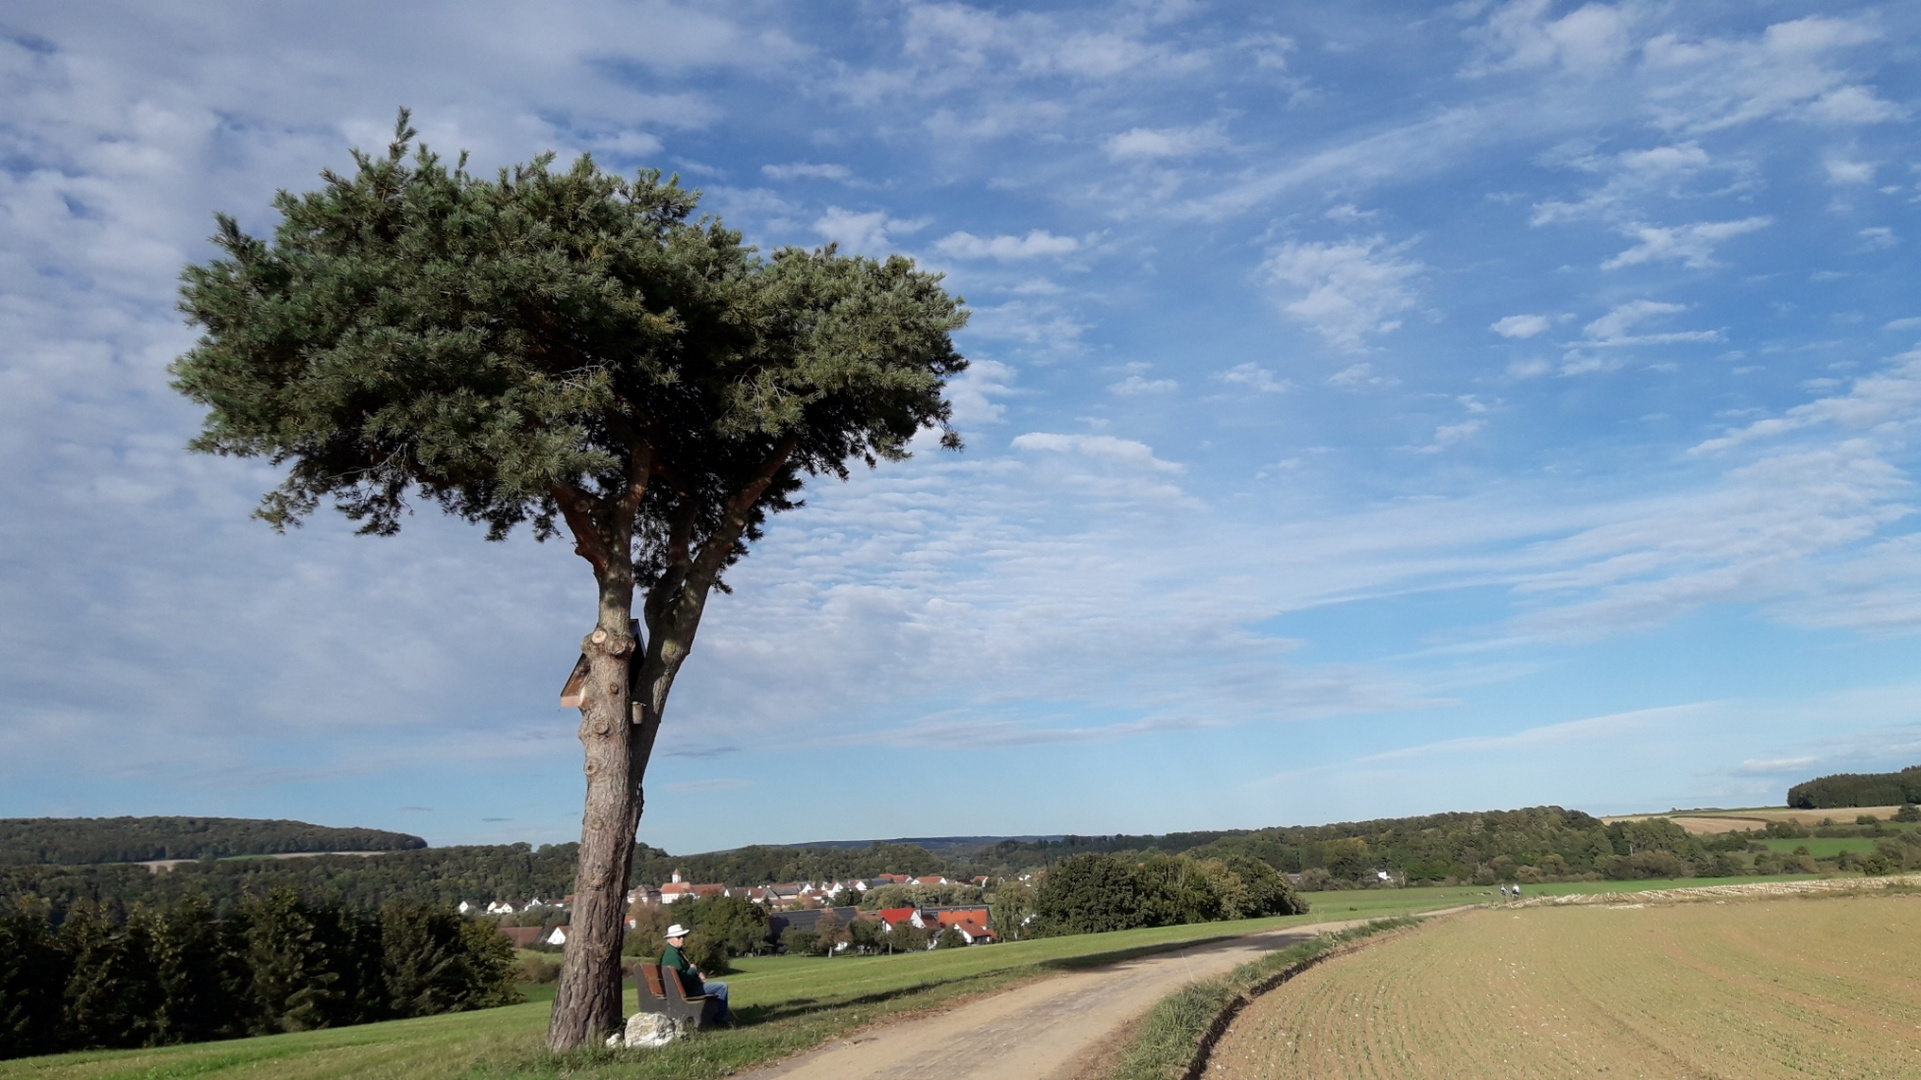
[546,467,649,1052]
[545,571,639,1050]
[545,438,792,1052]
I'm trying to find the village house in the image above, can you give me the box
[765,906,863,943]
[496,925,543,949]
[871,905,996,945]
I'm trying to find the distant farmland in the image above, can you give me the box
[1205,891,1921,1079]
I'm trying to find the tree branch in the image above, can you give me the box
[552,482,612,576]
[691,434,799,585]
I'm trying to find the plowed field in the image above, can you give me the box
[1204,894,1921,1079]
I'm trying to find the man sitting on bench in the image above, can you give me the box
[662,924,729,1023]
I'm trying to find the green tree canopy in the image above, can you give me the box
[171,112,967,1049]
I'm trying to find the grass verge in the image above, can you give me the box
[1106,916,1425,1080]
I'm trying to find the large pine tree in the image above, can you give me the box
[172,113,967,1047]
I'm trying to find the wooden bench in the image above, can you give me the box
[631,962,725,1028]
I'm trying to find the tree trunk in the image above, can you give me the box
[545,570,640,1051]
[544,441,791,1052]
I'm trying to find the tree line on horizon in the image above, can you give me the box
[0,889,517,1061]
[1787,766,1921,810]
[8,802,1921,925]
[0,817,426,866]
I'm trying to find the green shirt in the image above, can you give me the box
[660,942,700,995]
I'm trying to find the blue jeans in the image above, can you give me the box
[702,981,729,1021]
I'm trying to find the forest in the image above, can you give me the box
[0,816,426,865]
[0,889,516,1060]
[1786,766,1921,809]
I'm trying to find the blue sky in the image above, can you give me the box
[3,1,1920,854]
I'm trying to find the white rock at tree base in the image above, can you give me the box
[613,1011,689,1048]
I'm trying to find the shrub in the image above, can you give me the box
[1034,854,1149,935]
[512,952,561,984]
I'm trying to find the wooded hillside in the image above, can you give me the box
[1786,766,1921,809]
[0,816,426,865]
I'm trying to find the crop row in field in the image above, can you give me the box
[1605,805,1913,835]
[1205,890,1921,1079]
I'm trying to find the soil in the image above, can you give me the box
[743,919,1374,1080]
[1602,806,1909,834]
[1203,889,1921,1079]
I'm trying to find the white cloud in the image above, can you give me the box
[1858,227,1896,251]
[1264,236,1422,351]
[1511,439,1912,637]
[1326,362,1400,389]
[964,300,1089,355]
[763,162,853,181]
[945,359,1018,428]
[584,130,664,158]
[934,229,1081,260]
[1601,216,1771,270]
[1492,314,1553,339]
[1105,123,1228,161]
[814,207,928,255]
[1528,142,1724,228]
[1214,363,1291,393]
[1801,85,1905,125]
[1464,0,1637,78]
[1641,16,1899,133]
[1584,300,1685,341]
[1010,432,1184,473]
[897,2,1206,87]
[1579,299,1722,347]
[1108,375,1178,396]
[1826,159,1874,185]
[1415,419,1484,454]
[1692,349,1921,454]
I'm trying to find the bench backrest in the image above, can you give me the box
[639,963,667,999]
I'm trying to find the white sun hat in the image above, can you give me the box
[665,924,690,939]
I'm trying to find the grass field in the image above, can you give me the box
[1757,836,1884,856]
[1204,888,1921,1079]
[0,876,1852,1080]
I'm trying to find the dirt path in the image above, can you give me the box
[746,919,1376,1080]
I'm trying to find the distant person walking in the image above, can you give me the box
[662,924,729,1022]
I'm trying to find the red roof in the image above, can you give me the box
[933,908,991,928]
[877,907,916,926]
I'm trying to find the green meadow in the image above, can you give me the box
[0,877,1834,1080]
